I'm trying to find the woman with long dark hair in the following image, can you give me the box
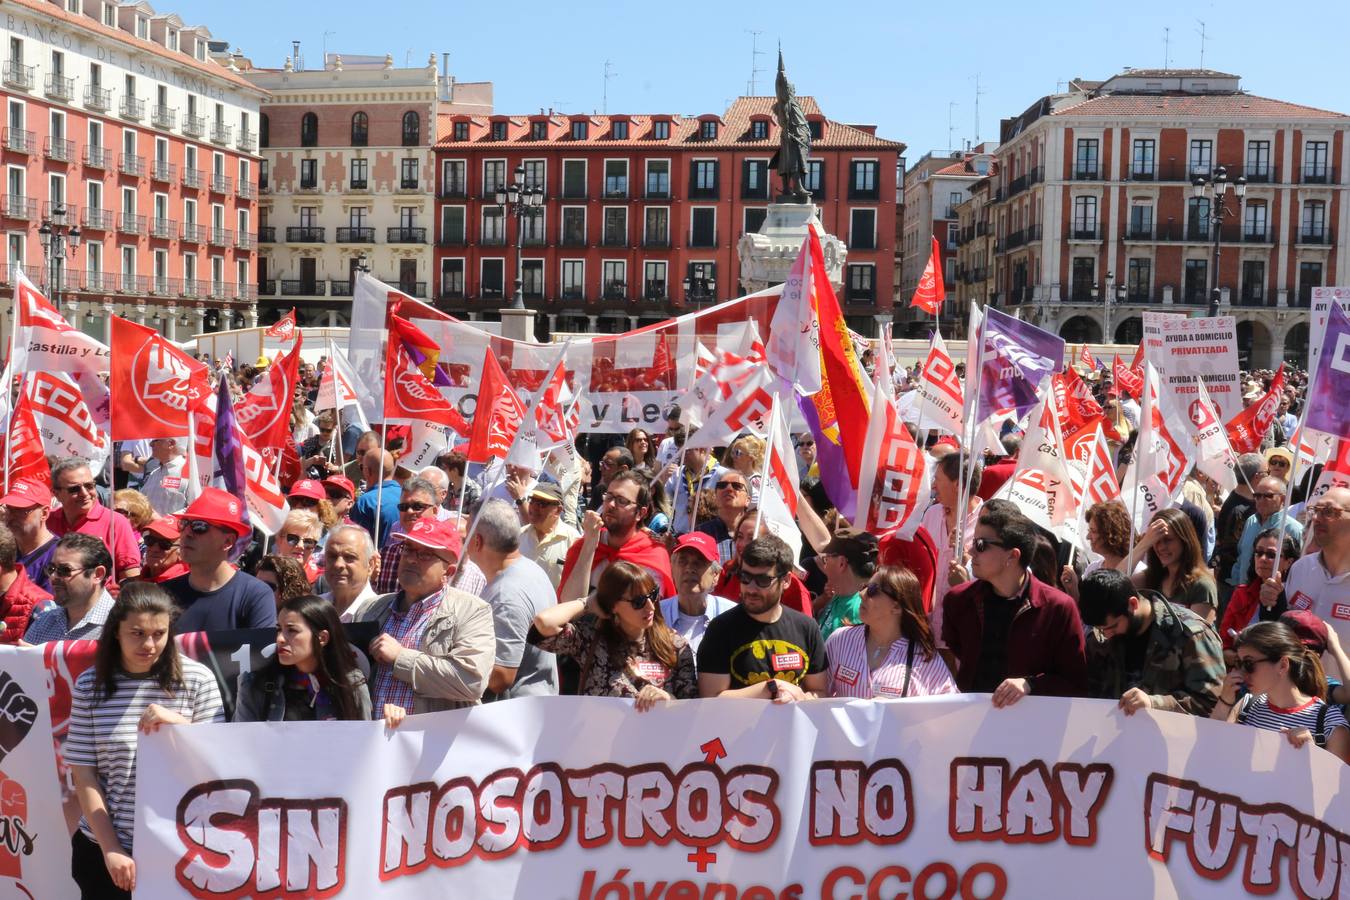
[826,565,958,698]
[233,594,372,722]
[1212,621,1350,763]
[626,427,658,470]
[1132,507,1218,623]
[531,559,697,708]
[66,582,224,899]
[1219,528,1300,655]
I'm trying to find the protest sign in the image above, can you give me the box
[133,695,1350,899]
[1310,286,1350,379]
[1157,315,1241,423]
[1141,310,1182,371]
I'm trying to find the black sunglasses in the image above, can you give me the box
[972,537,1006,553]
[182,519,215,535]
[143,537,175,551]
[737,569,782,588]
[397,501,434,513]
[1236,657,1274,675]
[863,583,897,602]
[716,480,747,492]
[623,587,661,610]
[283,533,319,549]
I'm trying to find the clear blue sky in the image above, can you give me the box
[177,0,1350,163]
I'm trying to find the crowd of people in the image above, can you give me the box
[1,353,1345,898]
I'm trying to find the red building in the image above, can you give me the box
[432,96,903,336]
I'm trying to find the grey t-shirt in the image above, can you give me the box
[482,557,559,700]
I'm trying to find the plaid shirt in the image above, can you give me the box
[369,590,442,716]
[23,590,115,644]
[373,538,407,595]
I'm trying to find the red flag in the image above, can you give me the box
[1225,364,1286,455]
[1053,367,1109,457]
[3,384,51,489]
[382,317,470,434]
[109,317,210,439]
[1078,345,1095,371]
[908,236,946,315]
[235,333,303,452]
[467,349,527,465]
[264,308,297,342]
[1113,354,1143,400]
[1083,425,1121,505]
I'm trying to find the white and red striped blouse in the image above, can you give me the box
[825,624,959,700]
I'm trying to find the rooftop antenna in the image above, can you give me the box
[1196,19,1208,69]
[405,49,413,67]
[1163,27,1171,71]
[291,40,301,71]
[602,59,618,114]
[948,101,959,152]
[972,73,985,146]
[746,30,766,94]
[322,31,335,67]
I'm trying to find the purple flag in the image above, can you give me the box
[797,391,857,522]
[210,377,253,559]
[1306,302,1350,439]
[977,308,1065,421]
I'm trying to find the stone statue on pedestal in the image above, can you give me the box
[769,50,812,203]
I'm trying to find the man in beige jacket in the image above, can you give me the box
[360,517,495,723]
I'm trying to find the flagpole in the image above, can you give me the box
[751,400,777,540]
[1270,401,1312,578]
[1,366,12,496]
[955,306,987,564]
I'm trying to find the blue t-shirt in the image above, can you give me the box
[352,480,402,547]
[165,570,277,634]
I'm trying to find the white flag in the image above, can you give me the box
[916,330,963,435]
[316,340,371,430]
[755,395,803,562]
[766,234,823,395]
[11,268,111,378]
[683,366,776,451]
[1121,362,1191,533]
[1183,380,1238,493]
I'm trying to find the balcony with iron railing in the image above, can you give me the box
[559,231,587,248]
[83,145,110,168]
[286,226,326,242]
[688,229,719,248]
[600,231,628,248]
[644,281,669,302]
[180,223,205,243]
[41,201,76,221]
[396,282,426,297]
[329,280,354,297]
[438,231,468,247]
[1,195,36,219]
[43,136,74,162]
[642,234,672,249]
[603,280,627,301]
[210,122,233,145]
[439,183,469,199]
[387,226,426,243]
[480,232,507,246]
[336,226,375,243]
[182,168,204,190]
[238,130,256,152]
[120,96,145,120]
[118,274,149,294]
[2,60,35,91]
[237,181,256,200]
[151,159,176,182]
[398,176,421,192]
[258,279,277,296]
[644,186,670,200]
[3,127,34,154]
[183,114,206,137]
[1298,228,1333,246]
[119,153,145,176]
[1073,166,1101,180]
[236,232,256,250]
[84,85,112,111]
[44,73,75,102]
[1007,166,1044,197]
[237,284,258,302]
[559,288,587,303]
[118,212,146,234]
[1299,166,1335,185]
[297,175,319,192]
[150,218,176,239]
[521,232,547,247]
[210,173,232,193]
[209,227,234,246]
[1068,224,1101,241]
[1243,227,1273,244]
[281,279,323,296]
[257,226,275,243]
[149,276,180,297]
[1124,224,1155,241]
[82,207,113,230]
[151,105,176,129]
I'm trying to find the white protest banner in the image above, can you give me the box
[0,646,80,900]
[1310,286,1350,379]
[1141,310,1183,372]
[1158,315,1241,423]
[134,695,1350,899]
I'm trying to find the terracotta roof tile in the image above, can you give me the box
[1052,93,1349,119]
[435,95,904,151]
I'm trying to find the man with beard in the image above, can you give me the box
[557,471,674,601]
[1078,568,1225,716]
[23,533,114,643]
[697,534,828,701]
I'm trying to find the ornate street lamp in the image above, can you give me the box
[1191,165,1246,317]
[495,164,544,310]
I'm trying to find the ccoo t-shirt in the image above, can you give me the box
[696,603,827,688]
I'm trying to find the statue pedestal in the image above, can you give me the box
[736,202,846,295]
[498,307,536,343]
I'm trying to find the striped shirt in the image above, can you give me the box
[369,590,441,716]
[65,657,224,850]
[1237,694,1349,743]
[825,624,959,700]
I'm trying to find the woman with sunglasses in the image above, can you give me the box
[1131,507,1218,624]
[234,594,371,722]
[725,435,765,505]
[827,565,957,699]
[1218,528,1300,657]
[275,509,324,583]
[1212,621,1350,763]
[626,427,658,470]
[67,582,224,898]
[255,555,312,610]
[531,560,696,708]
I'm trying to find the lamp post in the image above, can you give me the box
[38,205,81,308]
[1104,270,1114,343]
[683,273,717,307]
[495,164,543,311]
[1192,165,1246,317]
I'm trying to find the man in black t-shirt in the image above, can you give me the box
[697,534,827,702]
[165,488,276,634]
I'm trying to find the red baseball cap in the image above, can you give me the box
[288,479,326,502]
[402,517,462,560]
[143,517,181,541]
[933,436,959,451]
[322,475,355,499]
[1280,610,1330,656]
[178,487,251,538]
[672,532,719,564]
[0,479,52,509]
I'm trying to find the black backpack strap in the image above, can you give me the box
[901,639,917,698]
[1316,703,1329,749]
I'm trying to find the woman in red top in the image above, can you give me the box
[712,508,812,615]
[1219,528,1298,657]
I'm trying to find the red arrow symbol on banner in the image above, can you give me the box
[700,738,727,764]
[688,846,718,873]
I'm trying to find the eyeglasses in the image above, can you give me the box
[282,533,320,550]
[601,492,636,508]
[1235,656,1274,675]
[972,537,1007,553]
[182,519,216,535]
[528,497,561,508]
[46,563,90,579]
[715,480,747,493]
[1252,548,1279,560]
[1311,505,1348,520]
[863,583,897,602]
[737,568,783,588]
[325,491,350,502]
[623,587,661,610]
[60,482,97,495]
[397,501,434,514]
[402,544,451,564]
[318,428,334,436]
[1253,491,1282,500]
[1268,459,1290,469]
[144,537,175,551]
[114,508,132,518]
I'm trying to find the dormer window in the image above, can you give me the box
[700,120,718,140]
[491,120,508,141]
[453,121,469,141]
[102,2,116,26]
[612,120,628,139]
[167,30,178,51]
[136,17,149,39]
[808,121,823,140]
[652,120,670,140]
[571,120,588,140]
[531,120,547,140]
[750,120,768,140]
